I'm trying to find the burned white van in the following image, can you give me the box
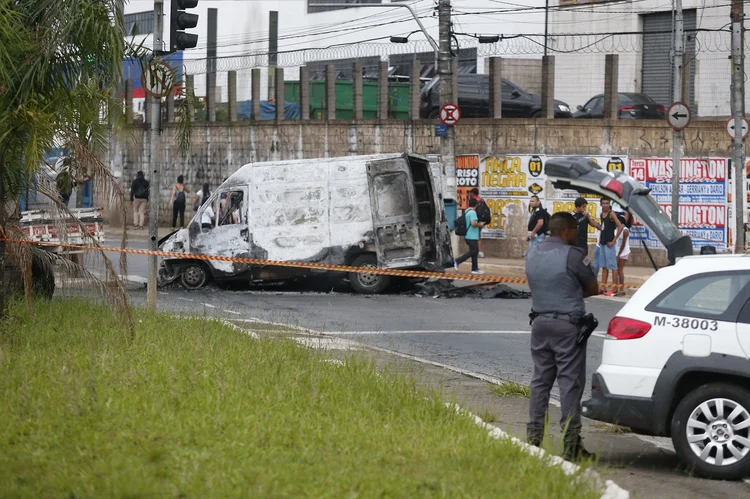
[158,153,454,293]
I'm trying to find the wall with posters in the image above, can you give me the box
[628,157,730,252]
[460,153,741,262]
[462,154,628,243]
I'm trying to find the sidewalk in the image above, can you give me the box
[456,256,655,287]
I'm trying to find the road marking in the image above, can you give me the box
[201,302,216,309]
[176,297,194,302]
[320,330,608,339]
[634,435,674,452]
[223,309,242,315]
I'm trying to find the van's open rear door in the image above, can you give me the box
[366,156,423,268]
[544,157,693,264]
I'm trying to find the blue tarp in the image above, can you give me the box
[236,100,301,120]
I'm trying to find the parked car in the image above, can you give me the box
[158,153,454,294]
[573,92,665,120]
[419,74,573,119]
[582,255,750,480]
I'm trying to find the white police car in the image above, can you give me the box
[583,254,750,480]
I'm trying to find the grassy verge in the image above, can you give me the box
[490,380,532,398]
[0,299,598,498]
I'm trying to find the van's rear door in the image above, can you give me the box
[366,157,423,268]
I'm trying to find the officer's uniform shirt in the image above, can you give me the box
[525,236,597,318]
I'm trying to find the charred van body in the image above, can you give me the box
[158,153,454,294]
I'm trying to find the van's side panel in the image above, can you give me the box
[328,160,375,254]
[250,158,372,265]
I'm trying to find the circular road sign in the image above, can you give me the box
[141,60,176,98]
[439,103,461,126]
[666,101,691,131]
[725,116,749,140]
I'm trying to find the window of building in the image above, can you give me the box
[308,0,382,14]
[125,11,154,36]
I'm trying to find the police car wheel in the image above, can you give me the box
[181,263,209,290]
[349,254,390,294]
[671,383,750,480]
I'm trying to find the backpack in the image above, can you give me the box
[454,213,468,237]
[475,200,492,224]
[175,189,186,204]
[134,180,148,199]
[540,208,551,234]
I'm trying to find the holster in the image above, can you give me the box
[575,313,599,345]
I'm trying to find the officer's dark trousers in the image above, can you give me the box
[527,316,587,446]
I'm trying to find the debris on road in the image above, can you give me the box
[409,280,531,299]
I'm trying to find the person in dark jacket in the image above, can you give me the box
[130,171,149,230]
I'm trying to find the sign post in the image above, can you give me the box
[667,101,691,227]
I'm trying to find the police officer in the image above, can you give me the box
[525,212,599,460]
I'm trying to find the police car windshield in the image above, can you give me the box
[629,192,683,243]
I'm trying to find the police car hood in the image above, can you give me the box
[544,157,692,264]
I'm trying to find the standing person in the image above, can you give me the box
[193,183,211,212]
[594,198,623,293]
[571,197,602,253]
[453,198,486,275]
[130,171,149,230]
[525,212,599,460]
[526,195,549,254]
[470,188,491,258]
[169,175,190,229]
[615,209,632,295]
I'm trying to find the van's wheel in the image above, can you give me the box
[181,263,209,290]
[349,254,390,294]
[671,383,750,480]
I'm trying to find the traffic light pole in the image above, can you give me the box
[147,0,164,312]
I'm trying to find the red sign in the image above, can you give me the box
[439,103,461,126]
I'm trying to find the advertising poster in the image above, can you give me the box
[628,157,730,251]
[455,155,480,210]
[476,154,629,240]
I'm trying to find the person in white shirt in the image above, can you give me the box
[201,204,215,230]
[616,209,632,293]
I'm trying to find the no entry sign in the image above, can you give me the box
[439,103,461,126]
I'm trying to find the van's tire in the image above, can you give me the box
[671,383,750,480]
[349,254,390,294]
[31,256,55,299]
[181,262,209,290]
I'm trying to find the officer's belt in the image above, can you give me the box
[531,312,581,323]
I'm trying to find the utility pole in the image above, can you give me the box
[268,11,278,100]
[147,0,164,311]
[438,1,457,250]
[731,0,746,253]
[544,0,549,57]
[670,0,684,227]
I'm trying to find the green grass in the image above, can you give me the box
[0,299,599,498]
[490,381,532,398]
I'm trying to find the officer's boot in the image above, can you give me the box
[526,425,544,448]
[562,431,596,462]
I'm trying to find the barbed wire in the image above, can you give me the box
[182,30,742,75]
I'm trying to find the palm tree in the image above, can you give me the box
[0,0,193,324]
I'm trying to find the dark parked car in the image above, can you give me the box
[573,92,665,119]
[419,74,573,119]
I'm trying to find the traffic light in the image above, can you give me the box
[170,0,199,52]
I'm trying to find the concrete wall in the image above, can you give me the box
[486,58,543,96]
[108,118,734,264]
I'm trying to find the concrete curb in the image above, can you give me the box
[451,404,629,499]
